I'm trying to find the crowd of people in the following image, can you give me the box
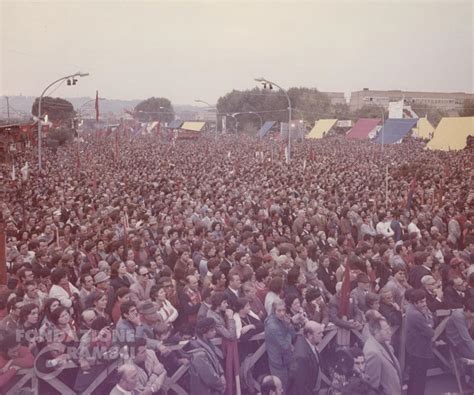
[0,130,473,395]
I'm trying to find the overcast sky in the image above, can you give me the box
[1,0,472,105]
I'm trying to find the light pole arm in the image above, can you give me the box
[37,72,89,171]
[257,78,292,161]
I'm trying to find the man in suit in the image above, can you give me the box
[405,289,434,395]
[289,321,325,394]
[408,252,432,289]
[443,276,466,309]
[223,273,241,309]
[363,316,402,395]
[316,256,336,294]
[446,298,474,359]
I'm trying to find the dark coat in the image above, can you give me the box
[443,286,465,309]
[289,334,321,395]
[379,302,402,327]
[405,303,434,359]
[423,288,450,313]
[188,338,225,395]
[223,287,239,309]
[317,266,337,295]
[328,293,363,330]
[110,275,131,292]
[408,265,431,289]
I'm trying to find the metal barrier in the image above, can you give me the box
[4,310,460,395]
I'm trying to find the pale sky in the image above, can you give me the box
[1,0,473,105]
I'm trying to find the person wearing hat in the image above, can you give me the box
[93,271,115,316]
[188,318,225,395]
[350,273,371,313]
[136,301,163,351]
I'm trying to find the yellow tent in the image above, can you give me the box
[306,119,337,139]
[412,117,434,140]
[426,117,474,151]
[181,121,206,132]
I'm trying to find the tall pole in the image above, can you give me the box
[37,72,89,172]
[5,97,10,122]
[195,99,217,141]
[255,78,292,162]
[381,107,385,153]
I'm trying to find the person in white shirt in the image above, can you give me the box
[407,218,422,239]
[376,213,395,238]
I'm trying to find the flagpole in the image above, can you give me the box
[385,164,389,209]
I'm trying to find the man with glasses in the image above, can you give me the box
[130,266,155,301]
[421,275,449,313]
[23,280,46,309]
[363,315,402,395]
[288,321,324,394]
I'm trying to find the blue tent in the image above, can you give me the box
[373,118,418,144]
[257,121,276,138]
[165,120,183,129]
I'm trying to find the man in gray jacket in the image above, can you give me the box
[363,315,402,395]
[188,318,226,395]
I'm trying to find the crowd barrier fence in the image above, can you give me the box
[5,309,461,395]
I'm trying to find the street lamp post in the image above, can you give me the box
[255,77,292,162]
[37,72,89,171]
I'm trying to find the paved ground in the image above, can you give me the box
[423,374,467,395]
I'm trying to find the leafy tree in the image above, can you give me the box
[459,99,474,117]
[32,97,75,122]
[331,103,351,119]
[217,87,332,129]
[351,105,388,121]
[411,103,447,127]
[135,97,174,123]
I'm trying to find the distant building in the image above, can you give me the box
[349,88,473,112]
[322,92,347,106]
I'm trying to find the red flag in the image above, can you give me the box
[95,91,99,122]
[222,339,240,395]
[339,258,350,317]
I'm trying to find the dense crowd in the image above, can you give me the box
[0,130,473,395]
